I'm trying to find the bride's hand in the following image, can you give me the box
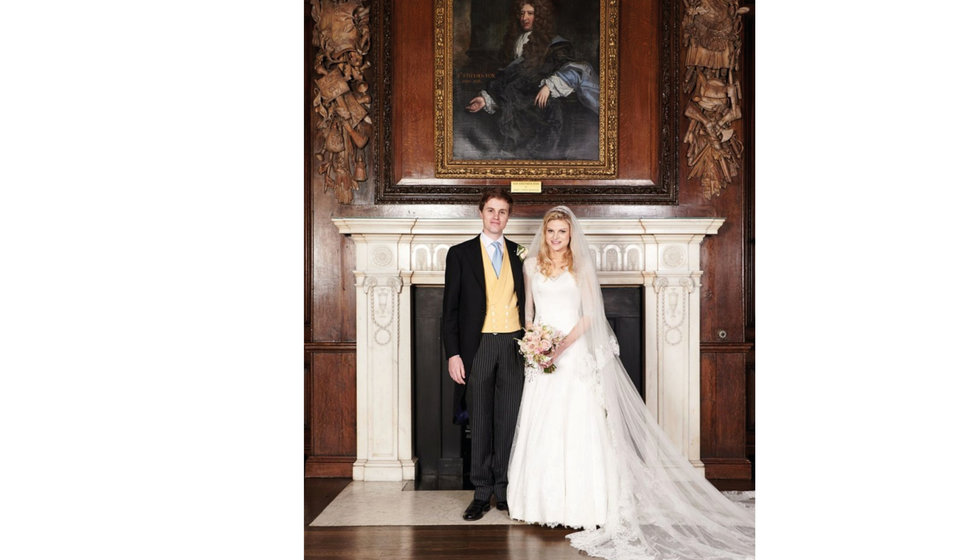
[542,341,565,368]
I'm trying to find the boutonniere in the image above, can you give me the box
[516,244,528,261]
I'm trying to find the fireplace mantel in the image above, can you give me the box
[333,217,724,481]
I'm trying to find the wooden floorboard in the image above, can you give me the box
[304,478,351,526]
[305,526,586,560]
[305,478,586,559]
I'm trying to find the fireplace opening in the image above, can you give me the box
[411,286,643,490]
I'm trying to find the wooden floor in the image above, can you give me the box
[305,476,754,559]
[304,478,591,560]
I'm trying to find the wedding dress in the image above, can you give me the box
[506,207,755,560]
[507,267,614,529]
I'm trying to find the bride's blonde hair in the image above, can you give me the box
[536,208,575,277]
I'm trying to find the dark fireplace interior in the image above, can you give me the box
[412,286,643,490]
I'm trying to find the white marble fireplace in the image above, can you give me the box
[332,216,724,481]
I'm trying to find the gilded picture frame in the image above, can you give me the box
[373,0,679,205]
[434,0,619,179]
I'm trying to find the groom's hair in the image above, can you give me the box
[478,188,514,211]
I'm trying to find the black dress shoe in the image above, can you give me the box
[463,499,491,521]
[495,500,508,511]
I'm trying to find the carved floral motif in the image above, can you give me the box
[371,246,393,267]
[662,245,687,268]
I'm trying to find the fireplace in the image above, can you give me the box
[333,216,724,481]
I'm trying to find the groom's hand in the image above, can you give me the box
[448,355,466,384]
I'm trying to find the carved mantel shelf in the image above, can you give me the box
[333,217,724,482]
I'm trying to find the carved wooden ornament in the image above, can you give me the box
[682,0,749,198]
[311,0,373,204]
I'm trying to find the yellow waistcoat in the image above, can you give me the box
[481,242,521,333]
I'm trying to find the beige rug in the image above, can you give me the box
[310,481,755,527]
[310,481,520,526]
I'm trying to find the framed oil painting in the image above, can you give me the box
[374,0,678,205]
[434,0,619,179]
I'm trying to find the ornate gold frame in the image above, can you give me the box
[433,0,619,179]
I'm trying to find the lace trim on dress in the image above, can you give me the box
[510,515,600,532]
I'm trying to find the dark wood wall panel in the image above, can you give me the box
[700,348,751,483]
[391,0,435,184]
[618,0,659,183]
[305,351,311,457]
[306,347,357,477]
[746,349,755,459]
[311,196,357,342]
[700,194,745,344]
[306,0,754,487]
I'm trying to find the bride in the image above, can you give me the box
[506,206,755,559]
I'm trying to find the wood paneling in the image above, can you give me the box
[700,350,751,481]
[311,197,357,342]
[700,192,745,344]
[305,350,311,457]
[307,348,357,476]
[305,456,356,478]
[305,0,754,487]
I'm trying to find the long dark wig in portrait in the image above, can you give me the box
[499,0,558,68]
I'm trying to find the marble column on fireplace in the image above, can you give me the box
[334,217,724,481]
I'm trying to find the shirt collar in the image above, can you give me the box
[480,232,505,250]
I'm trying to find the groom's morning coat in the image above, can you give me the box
[442,236,526,404]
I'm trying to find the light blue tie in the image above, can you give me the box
[491,241,502,277]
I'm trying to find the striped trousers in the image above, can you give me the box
[468,330,524,503]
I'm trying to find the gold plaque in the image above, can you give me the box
[511,181,542,193]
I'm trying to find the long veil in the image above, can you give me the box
[524,207,755,560]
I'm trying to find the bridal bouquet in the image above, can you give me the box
[518,324,565,374]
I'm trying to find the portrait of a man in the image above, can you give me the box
[451,0,601,161]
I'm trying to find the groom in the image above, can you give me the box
[442,188,526,521]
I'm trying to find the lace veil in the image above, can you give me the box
[523,206,755,560]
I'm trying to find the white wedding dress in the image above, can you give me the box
[507,268,613,529]
[507,249,754,560]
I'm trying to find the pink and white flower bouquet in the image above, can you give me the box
[518,324,566,374]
